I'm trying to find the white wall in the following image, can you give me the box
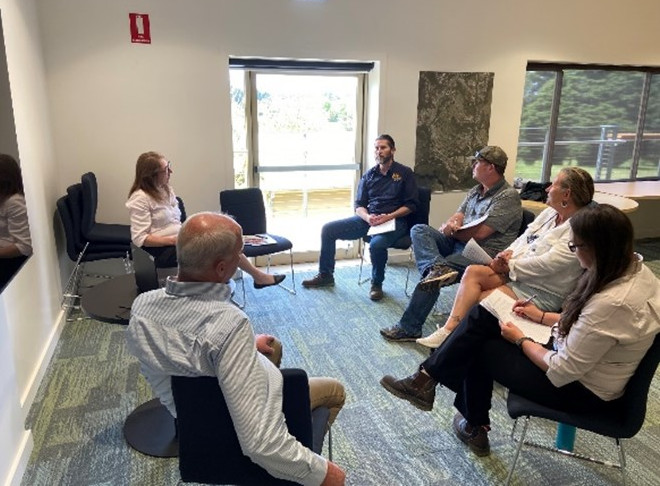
[0,0,63,484]
[2,0,660,482]
[34,0,660,227]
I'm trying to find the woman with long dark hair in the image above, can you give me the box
[0,154,32,288]
[126,151,284,288]
[381,204,660,457]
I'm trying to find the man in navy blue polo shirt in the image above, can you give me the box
[302,134,419,301]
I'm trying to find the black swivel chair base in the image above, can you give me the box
[123,398,179,457]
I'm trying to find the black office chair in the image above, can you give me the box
[57,194,130,313]
[358,186,432,296]
[519,209,536,236]
[220,187,295,306]
[80,172,132,245]
[172,369,331,485]
[505,333,660,485]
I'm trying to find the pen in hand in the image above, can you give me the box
[519,294,537,306]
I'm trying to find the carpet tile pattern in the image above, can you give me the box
[21,240,660,485]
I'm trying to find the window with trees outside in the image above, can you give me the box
[229,58,373,255]
[516,63,660,183]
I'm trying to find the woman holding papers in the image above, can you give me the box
[126,151,283,288]
[381,204,660,457]
[417,167,594,348]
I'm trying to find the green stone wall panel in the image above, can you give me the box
[415,72,494,191]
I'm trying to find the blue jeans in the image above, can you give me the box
[396,224,474,335]
[319,215,407,285]
[411,224,466,275]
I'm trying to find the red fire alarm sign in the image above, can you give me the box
[129,13,151,44]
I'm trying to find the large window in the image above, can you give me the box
[516,64,660,182]
[229,58,372,254]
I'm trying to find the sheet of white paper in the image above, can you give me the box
[243,234,277,246]
[462,238,493,265]
[479,289,552,343]
[458,214,488,230]
[367,219,396,236]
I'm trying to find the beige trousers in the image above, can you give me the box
[269,338,345,425]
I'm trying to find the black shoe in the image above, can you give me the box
[370,283,384,301]
[452,413,491,456]
[380,371,436,411]
[419,264,459,291]
[380,325,421,342]
[302,273,335,288]
[253,274,286,289]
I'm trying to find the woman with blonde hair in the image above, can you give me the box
[382,204,660,457]
[417,166,595,348]
[126,151,284,288]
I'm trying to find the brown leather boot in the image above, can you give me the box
[380,370,436,411]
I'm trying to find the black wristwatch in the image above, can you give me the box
[515,336,535,350]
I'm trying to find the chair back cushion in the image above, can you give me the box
[519,209,535,236]
[220,188,267,235]
[176,196,187,223]
[80,172,98,238]
[56,195,79,261]
[172,368,314,485]
[385,186,432,249]
[618,332,660,436]
[66,183,86,251]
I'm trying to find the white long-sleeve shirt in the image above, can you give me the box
[125,189,181,247]
[0,194,32,256]
[126,278,327,486]
[507,207,582,304]
[544,256,660,400]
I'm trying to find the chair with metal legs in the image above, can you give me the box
[358,186,432,296]
[220,187,296,307]
[506,333,660,485]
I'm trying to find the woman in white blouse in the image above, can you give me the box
[381,204,660,457]
[417,166,594,348]
[126,151,284,288]
[0,154,32,288]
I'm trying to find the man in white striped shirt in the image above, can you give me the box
[126,212,345,486]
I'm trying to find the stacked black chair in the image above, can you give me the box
[171,369,331,485]
[358,186,432,295]
[506,333,660,485]
[57,190,130,312]
[80,172,131,246]
[220,187,295,306]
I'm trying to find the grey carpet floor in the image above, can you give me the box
[21,240,660,485]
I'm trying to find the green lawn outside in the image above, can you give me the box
[514,159,659,181]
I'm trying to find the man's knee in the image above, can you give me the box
[411,223,430,241]
[267,338,283,368]
[309,377,346,411]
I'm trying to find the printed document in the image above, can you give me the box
[367,219,396,236]
[243,234,277,246]
[462,238,493,265]
[480,289,552,343]
[458,214,488,230]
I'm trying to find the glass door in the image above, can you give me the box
[230,70,365,258]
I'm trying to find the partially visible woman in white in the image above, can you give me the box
[126,151,284,288]
[0,154,32,288]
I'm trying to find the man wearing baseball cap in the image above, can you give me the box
[380,146,522,344]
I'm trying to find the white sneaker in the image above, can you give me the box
[416,327,452,348]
